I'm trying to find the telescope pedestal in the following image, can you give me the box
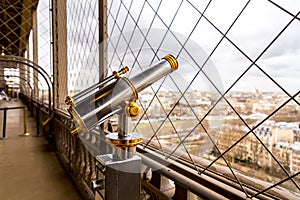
[66,54,179,199]
[95,154,141,200]
[94,112,143,199]
[106,132,142,159]
[106,112,142,160]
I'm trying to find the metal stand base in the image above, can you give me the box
[96,154,141,200]
[19,133,31,137]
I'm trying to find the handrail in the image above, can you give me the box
[138,142,299,200]
[0,55,53,114]
[0,106,28,139]
[21,97,300,199]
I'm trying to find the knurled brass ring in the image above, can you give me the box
[122,66,129,74]
[113,66,130,79]
[163,54,178,70]
[65,96,74,105]
[113,71,120,79]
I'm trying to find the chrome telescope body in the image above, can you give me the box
[66,54,178,134]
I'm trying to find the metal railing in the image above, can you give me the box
[0,106,27,139]
[18,90,299,199]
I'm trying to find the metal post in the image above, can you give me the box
[32,9,39,98]
[173,183,188,200]
[0,107,7,139]
[118,112,129,138]
[99,0,108,81]
[149,171,161,191]
[47,117,54,145]
[19,107,30,136]
[52,0,68,109]
[24,107,27,134]
[36,104,40,136]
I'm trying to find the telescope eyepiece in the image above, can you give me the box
[122,66,129,73]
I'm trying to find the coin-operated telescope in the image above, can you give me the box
[66,54,178,199]
[65,54,178,153]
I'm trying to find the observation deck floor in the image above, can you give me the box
[0,100,81,200]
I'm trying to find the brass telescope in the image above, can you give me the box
[66,54,178,136]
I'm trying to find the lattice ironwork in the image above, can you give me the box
[104,0,300,198]
[48,0,300,198]
[0,0,38,56]
[37,0,51,76]
[0,0,51,104]
[67,0,99,95]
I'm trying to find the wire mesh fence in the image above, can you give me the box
[35,0,300,198]
[100,0,300,197]
[0,0,51,105]
[67,0,100,95]
[37,0,51,76]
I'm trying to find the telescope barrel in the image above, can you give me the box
[66,67,129,105]
[67,54,178,133]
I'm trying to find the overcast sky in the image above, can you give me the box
[58,0,300,95]
[106,0,300,95]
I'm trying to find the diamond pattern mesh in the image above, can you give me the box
[0,0,50,103]
[67,0,99,95]
[105,0,300,197]
[37,0,51,76]
[37,0,51,103]
[3,0,298,198]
